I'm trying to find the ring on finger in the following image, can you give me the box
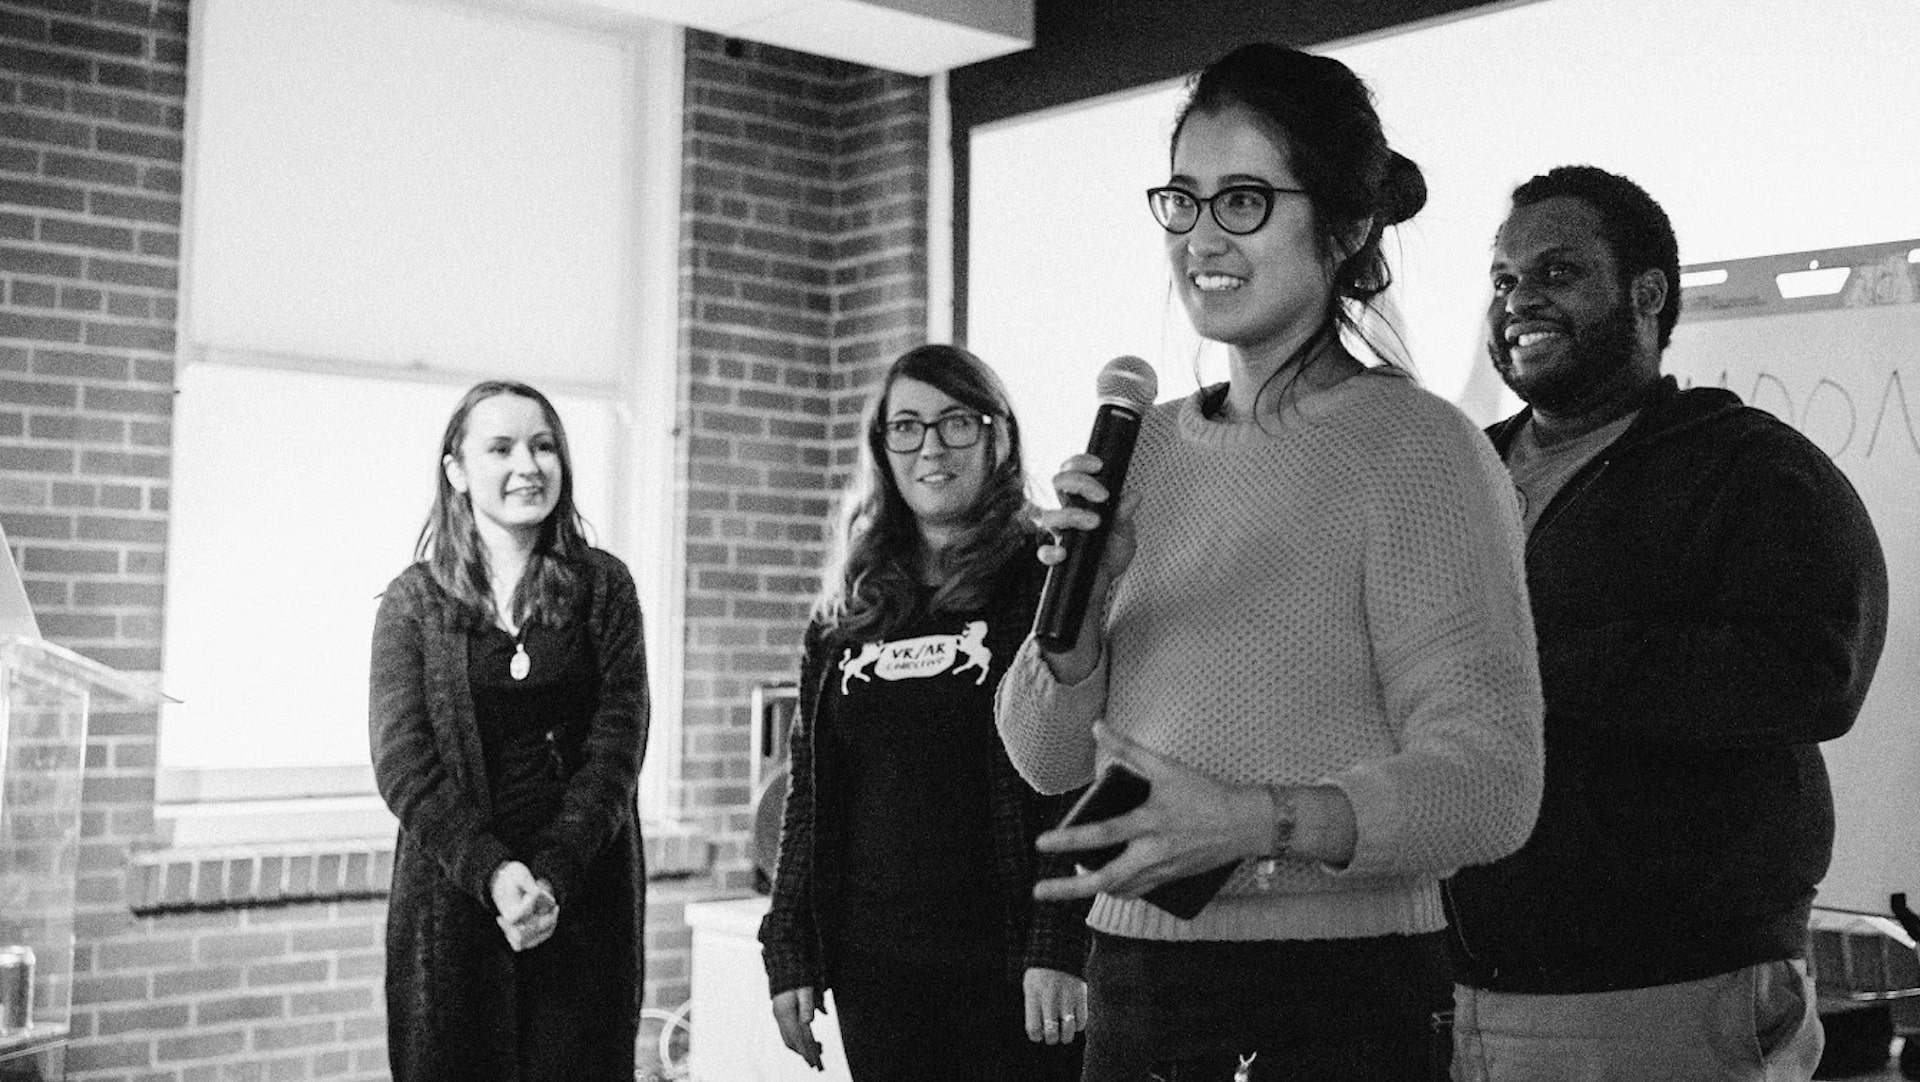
[1043,1019,1060,1031]
[1062,1013,1077,1026]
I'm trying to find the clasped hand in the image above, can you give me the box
[490,860,558,952]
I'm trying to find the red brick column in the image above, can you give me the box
[675,31,928,905]
[1,1,198,1074]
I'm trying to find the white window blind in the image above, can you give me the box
[164,0,684,826]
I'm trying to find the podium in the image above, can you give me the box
[0,637,167,1080]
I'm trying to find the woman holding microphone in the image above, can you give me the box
[997,43,1545,1081]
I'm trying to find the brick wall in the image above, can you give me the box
[0,6,179,670]
[676,30,928,895]
[0,6,406,1078]
[2,5,930,1079]
[0,0,197,1075]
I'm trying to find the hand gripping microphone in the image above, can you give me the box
[1033,355,1159,652]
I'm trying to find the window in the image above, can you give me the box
[965,0,1920,919]
[163,0,685,842]
[161,364,622,772]
[967,0,1920,474]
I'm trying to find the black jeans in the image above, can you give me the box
[1081,930,1452,1082]
[830,945,1084,1082]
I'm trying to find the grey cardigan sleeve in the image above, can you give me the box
[525,551,650,907]
[369,571,514,908]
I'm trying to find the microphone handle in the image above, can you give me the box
[1033,403,1143,652]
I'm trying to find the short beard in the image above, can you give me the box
[1492,301,1640,415]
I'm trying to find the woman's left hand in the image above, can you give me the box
[1033,725,1360,902]
[1022,967,1087,1045]
[1030,724,1283,902]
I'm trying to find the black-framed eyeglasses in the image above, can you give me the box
[880,412,992,454]
[1146,183,1307,236]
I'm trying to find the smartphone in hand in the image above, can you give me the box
[1052,760,1237,921]
[1056,761,1151,871]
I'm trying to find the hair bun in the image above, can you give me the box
[1379,151,1427,226]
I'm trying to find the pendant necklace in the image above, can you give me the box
[504,614,530,681]
[510,634,530,681]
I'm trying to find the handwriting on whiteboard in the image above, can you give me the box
[1677,369,1917,462]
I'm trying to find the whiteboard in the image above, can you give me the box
[1665,239,1920,915]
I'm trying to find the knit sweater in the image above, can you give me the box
[996,369,1544,943]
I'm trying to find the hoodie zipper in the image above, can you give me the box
[1441,876,1494,980]
[1526,457,1610,553]
[1513,377,1742,550]
[1460,384,1737,981]
[1456,441,1614,981]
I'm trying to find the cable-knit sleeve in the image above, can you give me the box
[759,621,827,997]
[525,551,649,907]
[369,569,514,908]
[1019,777,1093,976]
[994,635,1107,796]
[1330,398,1544,877]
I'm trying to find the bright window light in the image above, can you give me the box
[159,364,620,770]
[1775,267,1853,299]
[969,0,1920,442]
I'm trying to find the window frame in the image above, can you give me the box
[161,0,686,845]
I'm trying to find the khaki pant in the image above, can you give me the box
[1453,960,1823,1082]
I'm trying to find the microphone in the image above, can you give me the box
[1033,355,1159,652]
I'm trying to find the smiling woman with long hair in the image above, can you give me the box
[758,345,1089,1081]
[370,380,648,1081]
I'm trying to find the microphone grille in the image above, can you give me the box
[1095,355,1159,410]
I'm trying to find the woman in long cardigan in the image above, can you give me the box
[371,380,648,1081]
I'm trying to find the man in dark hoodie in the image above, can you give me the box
[1446,165,1889,1081]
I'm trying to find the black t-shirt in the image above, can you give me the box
[829,588,1022,968]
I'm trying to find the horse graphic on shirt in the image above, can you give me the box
[839,620,992,692]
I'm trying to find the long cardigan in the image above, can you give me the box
[370,548,649,1078]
